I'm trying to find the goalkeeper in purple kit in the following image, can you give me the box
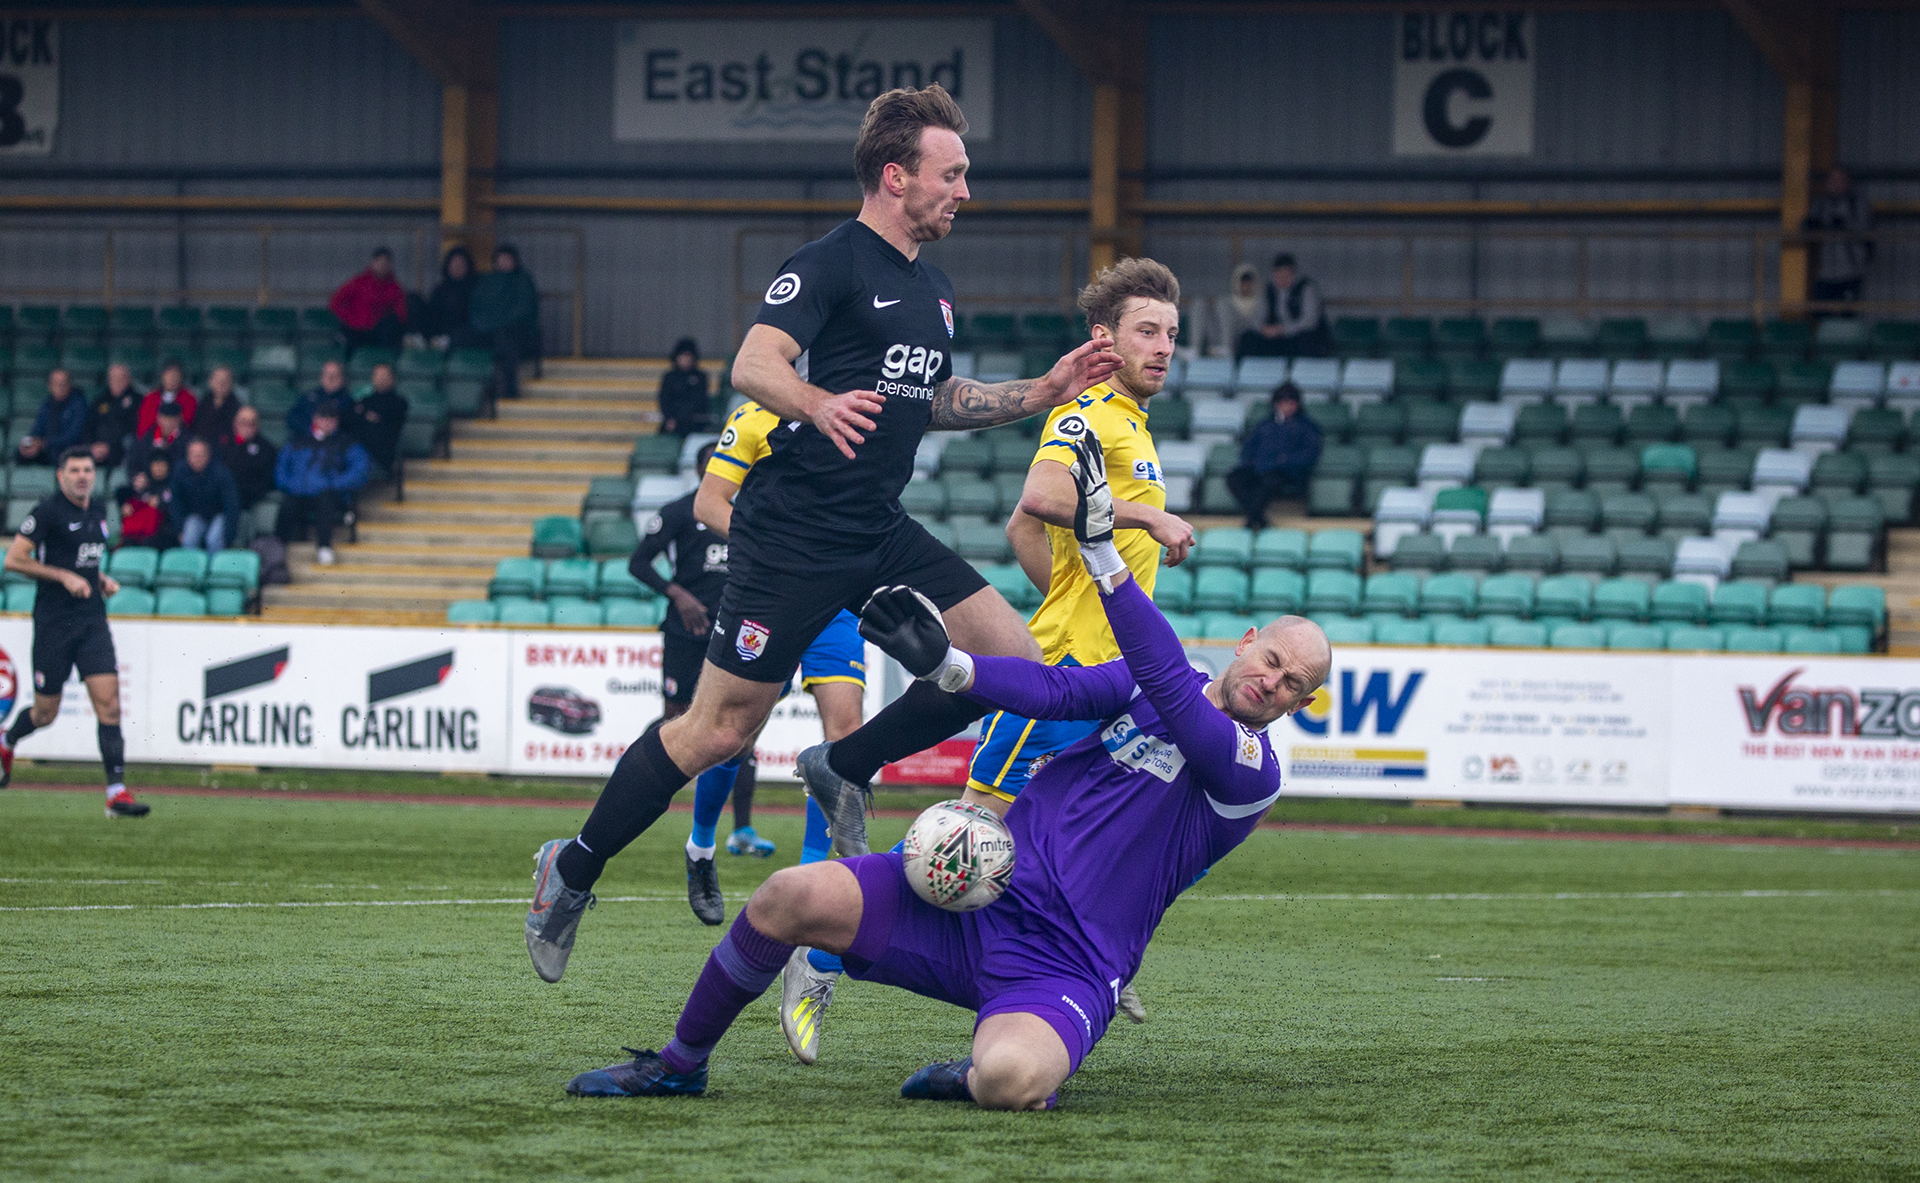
[562,432,1331,1110]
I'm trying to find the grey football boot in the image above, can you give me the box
[796,743,870,857]
[526,838,596,983]
[779,947,838,1065]
[1117,980,1147,1023]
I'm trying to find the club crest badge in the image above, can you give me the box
[735,620,771,662]
[939,299,954,338]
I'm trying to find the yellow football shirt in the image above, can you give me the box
[1025,383,1165,666]
[706,400,781,487]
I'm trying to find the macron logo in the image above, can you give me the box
[872,296,900,308]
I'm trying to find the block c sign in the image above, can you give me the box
[1392,10,1534,157]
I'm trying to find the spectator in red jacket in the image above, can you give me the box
[329,246,409,356]
[137,359,198,438]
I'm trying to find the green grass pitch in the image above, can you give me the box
[2,789,1916,1181]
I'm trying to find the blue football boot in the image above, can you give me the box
[566,1048,707,1097]
[726,827,776,858]
[900,1057,974,1102]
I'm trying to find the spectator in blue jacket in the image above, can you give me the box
[17,369,90,465]
[169,437,242,553]
[1226,382,1322,529]
[274,401,369,566]
[288,359,350,439]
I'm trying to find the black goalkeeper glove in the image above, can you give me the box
[1069,432,1126,591]
[858,585,975,692]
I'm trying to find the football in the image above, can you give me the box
[900,800,1017,912]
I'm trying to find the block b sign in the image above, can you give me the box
[1392,11,1533,157]
[0,17,57,156]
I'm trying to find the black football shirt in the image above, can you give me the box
[631,490,729,638]
[742,218,957,541]
[20,493,111,622]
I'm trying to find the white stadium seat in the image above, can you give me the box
[1711,491,1772,544]
[1487,487,1546,547]
[1607,360,1664,412]
[1553,359,1609,407]
[1662,360,1719,412]
[1789,405,1850,456]
[1828,360,1886,410]
[1458,401,1517,449]
[1498,359,1553,405]
[1234,357,1291,394]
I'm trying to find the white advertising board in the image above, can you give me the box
[1187,644,1671,806]
[0,17,57,156]
[1670,657,1920,813]
[0,616,146,762]
[1392,10,1533,157]
[613,19,994,142]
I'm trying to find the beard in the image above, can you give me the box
[903,186,956,243]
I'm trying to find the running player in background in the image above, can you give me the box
[524,83,1120,985]
[0,447,144,818]
[693,397,866,1061]
[559,432,1331,1107]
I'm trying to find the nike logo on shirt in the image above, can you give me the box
[872,297,900,308]
[67,522,81,530]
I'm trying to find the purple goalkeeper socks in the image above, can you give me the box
[660,910,795,1074]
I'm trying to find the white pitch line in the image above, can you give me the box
[3,888,1915,915]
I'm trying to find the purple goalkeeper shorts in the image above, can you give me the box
[836,851,1116,1076]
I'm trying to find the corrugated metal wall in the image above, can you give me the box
[0,10,1910,356]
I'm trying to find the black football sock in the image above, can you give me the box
[97,724,125,788]
[731,757,758,831]
[6,709,40,748]
[827,682,987,788]
[557,721,689,891]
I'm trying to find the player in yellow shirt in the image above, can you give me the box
[966,259,1196,810]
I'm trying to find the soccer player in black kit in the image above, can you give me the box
[524,83,1122,983]
[0,447,146,818]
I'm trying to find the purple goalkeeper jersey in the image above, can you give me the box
[962,578,1282,990]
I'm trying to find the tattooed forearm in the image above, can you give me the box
[928,376,1042,430]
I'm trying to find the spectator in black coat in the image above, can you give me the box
[195,365,243,445]
[1237,254,1332,359]
[169,436,242,552]
[17,369,89,465]
[222,406,279,510]
[468,243,539,400]
[657,337,711,437]
[87,362,142,470]
[126,401,189,482]
[289,359,349,439]
[424,246,475,349]
[350,362,409,472]
[1226,383,1323,529]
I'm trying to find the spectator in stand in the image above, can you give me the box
[657,337,711,437]
[289,359,349,439]
[349,362,409,472]
[275,401,369,567]
[86,362,142,470]
[137,359,198,437]
[17,369,90,466]
[1202,263,1262,359]
[116,453,177,549]
[330,246,409,356]
[1805,166,1874,309]
[168,437,241,553]
[468,243,539,400]
[424,246,475,350]
[1226,383,1322,529]
[1238,253,1331,359]
[195,365,242,445]
[126,402,188,481]
[222,406,279,511]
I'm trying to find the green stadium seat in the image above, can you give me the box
[1152,566,1195,612]
[1473,446,1529,489]
[944,476,1000,519]
[1776,360,1832,406]
[1318,616,1375,645]
[545,558,600,600]
[628,435,682,476]
[587,517,640,560]
[207,550,263,596]
[597,559,649,601]
[1434,317,1487,361]
[530,516,584,558]
[154,548,209,591]
[1306,529,1364,572]
[1249,568,1305,614]
[1418,573,1476,616]
[1476,574,1535,618]
[1639,443,1696,492]
[1361,572,1420,616]
[1551,623,1608,649]
[155,588,208,617]
[1433,619,1491,647]
[204,587,246,616]
[1607,623,1666,650]
[1781,627,1840,654]
[1526,446,1583,491]
[495,597,552,625]
[1504,534,1559,576]
[1866,320,1919,360]
[489,556,545,600]
[1600,492,1657,542]
[1825,585,1885,633]
[1534,575,1592,619]
[980,563,1038,611]
[1446,358,1502,403]
[1373,617,1433,646]
[1825,497,1884,569]
[1655,493,1713,542]
[951,519,1010,563]
[1810,451,1867,499]
[108,546,159,589]
[1395,358,1448,400]
[1192,527,1254,570]
[1865,455,1917,525]
[1624,403,1680,445]
[1730,540,1790,584]
[1570,402,1624,447]
[1544,489,1598,537]
[1591,578,1650,621]
[1361,446,1419,512]
[1159,611,1200,639]
[1154,397,1193,440]
[1766,583,1826,628]
[1760,319,1812,363]
[605,598,666,628]
[106,587,156,616]
[1650,580,1709,624]
[1304,569,1362,616]
[1201,612,1263,641]
[1705,319,1756,360]
[1390,534,1448,574]
[1583,447,1641,495]
[1490,621,1549,648]
[447,600,497,624]
[1595,318,1648,360]
[1735,405,1792,449]
[583,476,635,514]
[1353,401,1406,445]
[1251,528,1307,570]
[549,597,605,627]
[1663,624,1723,651]
[1380,318,1432,359]
[1723,626,1784,653]
[1192,567,1251,613]
[1404,399,1460,446]
[1709,580,1769,626]
[1486,318,1540,360]
[899,480,947,519]
[1308,445,1363,515]
[1332,317,1380,356]
[939,436,993,477]
[3,583,34,613]
[1302,400,1351,442]
[1514,402,1568,446]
